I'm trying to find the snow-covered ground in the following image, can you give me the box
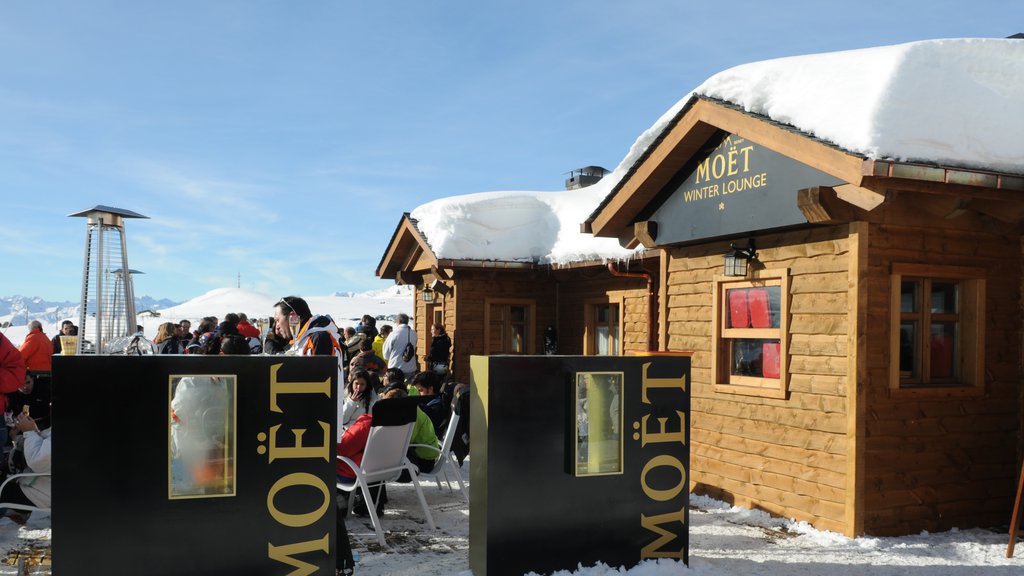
[4,462,1019,575]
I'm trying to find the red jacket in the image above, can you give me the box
[236,320,260,338]
[336,414,372,479]
[19,328,52,372]
[0,333,26,414]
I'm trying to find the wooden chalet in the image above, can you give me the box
[585,95,1023,536]
[378,38,1024,539]
[376,213,660,387]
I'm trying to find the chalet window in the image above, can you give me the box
[485,299,535,355]
[889,264,984,395]
[591,302,621,356]
[712,270,789,398]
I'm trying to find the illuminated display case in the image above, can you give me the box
[168,374,237,499]
[574,371,623,476]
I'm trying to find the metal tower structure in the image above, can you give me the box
[69,205,149,354]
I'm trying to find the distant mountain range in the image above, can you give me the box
[0,295,179,328]
[0,285,415,329]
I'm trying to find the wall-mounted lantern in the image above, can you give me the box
[724,239,758,277]
[422,289,435,303]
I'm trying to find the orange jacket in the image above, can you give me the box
[19,329,52,372]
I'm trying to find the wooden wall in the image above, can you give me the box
[666,226,854,534]
[861,221,1021,535]
[417,264,657,384]
[553,265,656,355]
[444,270,558,385]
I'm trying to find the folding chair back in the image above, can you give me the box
[359,422,414,484]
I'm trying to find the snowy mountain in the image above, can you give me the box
[137,286,413,337]
[0,295,177,329]
[0,287,412,345]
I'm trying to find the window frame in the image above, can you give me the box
[711,269,790,399]
[584,297,623,356]
[484,298,536,355]
[888,263,985,398]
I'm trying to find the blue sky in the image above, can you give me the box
[1,1,1019,302]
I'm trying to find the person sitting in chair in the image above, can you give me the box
[411,371,449,439]
[0,413,50,524]
[380,385,439,475]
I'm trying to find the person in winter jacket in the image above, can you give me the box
[426,324,452,374]
[275,296,347,433]
[382,313,417,378]
[50,321,75,354]
[340,369,378,436]
[0,333,26,443]
[411,371,449,440]
[235,313,261,338]
[373,325,390,359]
[154,322,181,354]
[380,386,439,474]
[336,413,371,481]
[18,321,51,372]
[349,337,387,375]
[357,314,379,341]
[0,412,51,522]
[274,296,341,356]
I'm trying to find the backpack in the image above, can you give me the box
[402,341,416,363]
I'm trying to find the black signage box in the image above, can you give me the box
[469,354,690,576]
[51,355,338,576]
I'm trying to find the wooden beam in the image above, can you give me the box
[635,220,659,249]
[430,265,452,281]
[862,175,1024,203]
[797,186,855,224]
[834,184,886,211]
[618,228,640,249]
[395,270,422,286]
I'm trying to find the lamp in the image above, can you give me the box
[724,239,757,277]
[422,289,435,303]
[428,278,452,296]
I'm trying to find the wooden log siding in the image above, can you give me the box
[861,222,1021,536]
[666,226,854,532]
[445,270,558,385]
[552,269,653,356]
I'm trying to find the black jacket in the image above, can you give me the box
[427,334,451,365]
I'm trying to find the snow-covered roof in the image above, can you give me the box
[695,37,1024,174]
[409,182,637,264]
[410,38,1024,265]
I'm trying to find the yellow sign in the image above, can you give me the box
[681,136,768,204]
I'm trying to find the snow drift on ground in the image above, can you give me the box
[4,479,1020,575]
[411,38,1024,266]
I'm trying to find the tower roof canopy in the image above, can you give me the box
[68,205,149,219]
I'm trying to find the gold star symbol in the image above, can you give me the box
[719,202,725,210]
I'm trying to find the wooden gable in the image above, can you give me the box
[376,213,438,283]
[587,96,1024,243]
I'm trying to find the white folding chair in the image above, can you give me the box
[336,400,435,547]
[409,411,468,502]
[0,473,51,514]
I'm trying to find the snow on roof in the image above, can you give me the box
[696,37,1024,173]
[410,182,637,264]
[412,38,1024,264]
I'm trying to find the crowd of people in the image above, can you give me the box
[3,296,464,576]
